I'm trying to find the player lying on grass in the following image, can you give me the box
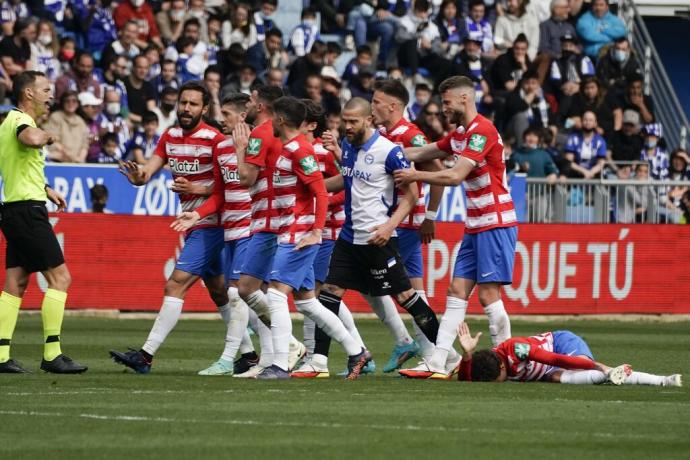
[456,323,682,386]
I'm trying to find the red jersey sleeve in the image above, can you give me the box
[401,126,428,148]
[323,152,341,179]
[329,190,345,207]
[436,131,454,154]
[153,131,169,160]
[294,145,327,230]
[245,124,275,168]
[528,347,597,371]
[461,123,496,164]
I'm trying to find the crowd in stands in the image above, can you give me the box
[0,0,687,220]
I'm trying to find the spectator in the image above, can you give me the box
[152,86,178,134]
[206,14,223,66]
[453,36,493,114]
[113,0,164,51]
[0,16,35,78]
[464,0,494,56]
[184,0,210,43]
[126,110,160,163]
[620,75,654,124]
[43,90,89,163]
[513,126,559,180]
[156,0,186,44]
[326,109,342,136]
[616,162,656,224]
[396,0,452,87]
[152,59,179,101]
[97,87,130,160]
[575,0,626,60]
[413,101,445,142]
[679,190,690,224]
[640,123,669,180]
[89,184,111,213]
[494,0,540,59]
[77,91,104,162]
[596,36,642,95]
[57,36,76,75]
[342,45,373,82]
[101,20,141,66]
[405,83,432,121]
[221,64,258,98]
[164,18,207,64]
[80,0,117,62]
[309,0,344,35]
[253,0,278,42]
[55,51,102,101]
[97,54,130,114]
[561,110,606,178]
[666,149,690,217]
[245,27,288,77]
[504,70,552,142]
[144,44,161,80]
[538,0,576,59]
[435,0,465,59]
[348,69,375,101]
[321,67,351,108]
[95,131,123,164]
[549,33,594,118]
[287,40,327,98]
[223,2,258,50]
[491,33,531,94]
[367,0,410,70]
[125,54,156,125]
[0,0,30,37]
[566,76,621,137]
[265,67,285,87]
[304,73,341,115]
[324,41,342,68]
[31,19,60,82]
[175,36,204,83]
[608,109,643,174]
[289,7,320,58]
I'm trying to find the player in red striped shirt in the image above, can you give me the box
[395,76,516,379]
[110,81,231,374]
[257,97,370,380]
[457,323,682,387]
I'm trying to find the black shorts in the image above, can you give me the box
[0,201,65,273]
[325,237,412,296]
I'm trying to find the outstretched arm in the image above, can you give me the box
[119,155,166,186]
[404,142,448,163]
[395,157,474,187]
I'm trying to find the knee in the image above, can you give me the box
[50,269,72,292]
[237,279,256,300]
[477,286,500,307]
[209,287,228,307]
[164,277,186,298]
[447,284,469,300]
[320,284,344,298]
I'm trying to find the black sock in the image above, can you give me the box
[401,293,439,344]
[241,351,258,361]
[314,292,341,357]
[139,349,153,363]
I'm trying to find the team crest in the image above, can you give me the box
[300,155,319,174]
[365,154,374,164]
[468,134,487,152]
[411,134,427,147]
[247,138,262,156]
[514,343,530,360]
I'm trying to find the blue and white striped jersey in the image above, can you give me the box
[339,130,410,245]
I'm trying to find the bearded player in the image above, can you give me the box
[111,81,230,373]
[457,323,682,387]
[395,76,515,379]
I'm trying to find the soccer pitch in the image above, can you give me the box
[1,316,688,460]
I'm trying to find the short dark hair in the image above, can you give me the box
[133,54,148,67]
[469,0,485,9]
[161,59,176,68]
[176,36,196,53]
[414,0,430,12]
[327,41,342,56]
[438,76,474,94]
[514,33,529,45]
[204,64,221,79]
[628,74,644,85]
[178,80,210,107]
[301,7,317,19]
[266,27,283,40]
[221,92,251,112]
[273,96,306,129]
[356,45,372,56]
[523,125,543,141]
[302,98,326,138]
[254,84,284,110]
[415,83,432,93]
[183,17,201,30]
[13,70,46,103]
[373,79,409,106]
[143,111,159,124]
[101,132,119,146]
[59,89,79,107]
[263,0,278,6]
[161,86,178,98]
[310,40,327,56]
[521,69,539,82]
[470,350,503,382]
[90,183,108,199]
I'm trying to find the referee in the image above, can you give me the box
[0,71,87,373]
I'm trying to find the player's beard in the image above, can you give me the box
[346,126,366,146]
[178,111,202,130]
[448,108,463,125]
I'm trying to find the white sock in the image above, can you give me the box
[142,296,184,356]
[560,370,608,384]
[294,297,361,356]
[239,330,254,354]
[220,287,250,362]
[248,308,273,367]
[624,371,665,386]
[267,288,292,371]
[414,290,438,359]
[363,294,413,346]
[429,296,467,370]
[245,289,271,326]
[338,301,365,349]
[303,315,315,355]
[484,299,511,346]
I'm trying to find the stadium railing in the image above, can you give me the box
[525,177,689,224]
[619,0,690,151]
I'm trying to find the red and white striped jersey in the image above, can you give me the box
[313,138,345,241]
[437,114,517,234]
[215,137,252,241]
[245,119,283,234]
[496,333,556,382]
[272,134,326,244]
[379,119,428,230]
[154,122,224,231]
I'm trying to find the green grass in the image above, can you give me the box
[1,316,689,460]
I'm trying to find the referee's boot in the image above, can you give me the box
[41,354,88,374]
[0,358,31,373]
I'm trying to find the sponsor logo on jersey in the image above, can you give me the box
[514,342,530,360]
[364,154,374,164]
[168,158,200,173]
[221,166,240,183]
[247,137,262,156]
[299,155,319,175]
[468,134,487,152]
[411,134,426,147]
[341,166,372,182]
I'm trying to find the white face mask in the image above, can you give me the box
[131,0,144,7]
[38,34,52,46]
[303,19,316,27]
[106,102,121,116]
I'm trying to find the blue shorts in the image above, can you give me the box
[395,228,423,279]
[270,243,319,291]
[223,237,251,282]
[175,227,224,277]
[453,226,517,284]
[313,239,336,283]
[240,232,278,281]
[552,330,594,360]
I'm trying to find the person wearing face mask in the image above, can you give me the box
[576,0,626,60]
[152,86,178,134]
[113,0,164,51]
[452,36,493,115]
[289,7,321,58]
[222,2,258,50]
[156,0,187,44]
[95,55,130,115]
[253,0,278,43]
[595,37,642,95]
[639,123,669,181]
[561,110,607,179]
[92,87,130,163]
[548,34,594,119]
[405,83,431,121]
[30,19,61,83]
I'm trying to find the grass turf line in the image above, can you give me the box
[1,317,688,460]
